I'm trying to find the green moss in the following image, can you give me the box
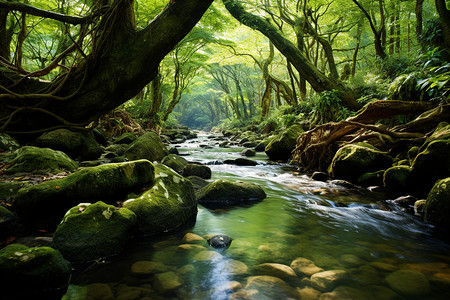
[13,160,154,229]
[53,201,136,262]
[162,154,188,174]
[124,132,168,162]
[0,244,71,298]
[265,124,304,161]
[114,132,137,144]
[357,170,385,187]
[383,166,412,194]
[7,146,78,174]
[123,163,196,234]
[424,177,450,230]
[0,133,20,151]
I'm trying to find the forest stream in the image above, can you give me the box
[64,132,450,300]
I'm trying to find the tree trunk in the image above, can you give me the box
[147,72,162,133]
[435,0,450,54]
[1,0,214,135]
[415,0,424,39]
[223,0,361,111]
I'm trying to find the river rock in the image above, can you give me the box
[182,232,205,243]
[319,286,372,300]
[114,132,137,144]
[162,154,189,174]
[6,146,78,174]
[235,158,258,166]
[241,148,256,157]
[186,175,209,191]
[310,270,347,291]
[265,124,304,161]
[410,139,450,195]
[290,257,324,276]
[254,263,298,282]
[328,144,392,183]
[383,166,411,195]
[207,235,232,249]
[192,250,223,262]
[34,128,102,160]
[0,243,71,299]
[223,259,249,275]
[131,261,169,277]
[182,163,212,179]
[0,133,20,151]
[124,132,168,162]
[177,244,206,252]
[123,163,197,234]
[12,160,154,229]
[424,177,450,230]
[243,275,300,299]
[357,170,385,187]
[64,283,115,300]
[385,269,430,297]
[196,179,266,208]
[255,140,269,152]
[312,171,328,182]
[153,271,184,295]
[52,201,137,263]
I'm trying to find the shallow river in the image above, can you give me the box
[64,132,450,299]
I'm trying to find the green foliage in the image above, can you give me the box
[417,63,450,103]
[309,90,353,124]
[377,55,414,79]
[349,73,389,101]
[419,18,443,51]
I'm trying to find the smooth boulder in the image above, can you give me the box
[183,163,212,179]
[124,132,168,162]
[13,160,154,229]
[0,244,71,299]
[385,269,430,297]
[424,177,450,230]
[328,144,392,183]
[162,154,189,174]
[52,201,137,263]
[196,179,266,208]
[34,128,102,160]
[123,163,197,234]
[383,166,411,195]
[6,146,78,174]
[265,124,304,161]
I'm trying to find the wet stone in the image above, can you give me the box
[153,271,184,295]
[290,257,324,276]
[254,263,298,282]
[192,250,223,262]
[181,232,205,244]
[385,269,431,297]
[310,270,347,292]
[207,235,232,249]
[131,261,169,277]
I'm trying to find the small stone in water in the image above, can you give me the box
[207,235,232,249]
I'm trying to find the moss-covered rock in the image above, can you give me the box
[0,244,71,299]
[0,181,30,203]
[0,133,20,151]
[383,166,412,195]
[34,129,102,160]
[113,132,137,144]
[13,160,154,229]
[410,140,450,194]
[328,144,392,183]
[407,146,420,164]
[183,163,212,179]
[196,179,266,209]
[162,154,189,174]
[52,201,137,263]
[265,124,304,161]
[124,132,168,162]
[123,163,197,235]
[385,269,430,297]
[187,176,209,191]
[357,170,385,187]
[105,143,129,157]
[424,177,450,230]
[6,146,78,174]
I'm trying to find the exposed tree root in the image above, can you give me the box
[98,109,143,137]
[291,100,447,171]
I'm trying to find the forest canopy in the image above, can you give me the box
[0,0,449,136]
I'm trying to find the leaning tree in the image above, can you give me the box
[0,0,213,136]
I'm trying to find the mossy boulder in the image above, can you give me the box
[183,163,212,179]
[6,146,78,174]
[113,132,137,144]
[124,132,168,162]
[425,122,450,145]
[12,160,154,229]
[196,179,266,209]
[328,144,393,183]
[424,177,450,230]
[0,181,30,203]
[383,166,412,195]
[0,244,71,299]
[0,133,20,151]
[265,124,304,161]
[357,170,385,187]
[410,140,450,194]
[0,205,16,237]
[123,163,197,235]
[187,176,209,191]
[52,201,137,263]
[34,129,102,160]
[162,154,189,174]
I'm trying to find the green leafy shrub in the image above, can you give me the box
[309,90,353,124]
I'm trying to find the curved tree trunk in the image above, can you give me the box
[0,0,214,135]
[223,0,361,111]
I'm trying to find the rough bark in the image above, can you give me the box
[435,0,450,54]
[0,0,214,135]
[223,0,361,111]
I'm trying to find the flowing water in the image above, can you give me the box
[64,132,450,300]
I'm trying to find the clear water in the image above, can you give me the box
[64,133,450,300]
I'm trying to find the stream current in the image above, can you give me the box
[65,132,450,299]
